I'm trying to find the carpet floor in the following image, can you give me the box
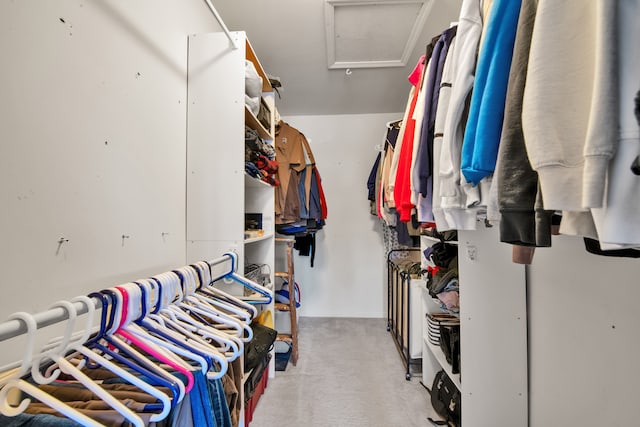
[249,317,438,427]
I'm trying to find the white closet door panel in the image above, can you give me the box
[186,32,245,242]
[0,0,202,320]
[458,225,527,427]
[528,236,640,427]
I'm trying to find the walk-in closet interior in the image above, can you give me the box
[1,1,639,426]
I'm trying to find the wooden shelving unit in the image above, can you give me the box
[274,237,298,366]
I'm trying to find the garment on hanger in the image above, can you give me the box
[413,25,458,223]
[437,0,485,231]
[494,0,552,252]
[393,55,427,223]
[373,0,639,261]
[0,257,269,427]
[460,0,522,185]
[522,1,617,216]
[274,121,307,224]
[274,121,327,229]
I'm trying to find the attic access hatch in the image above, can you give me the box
[324,0,434,69]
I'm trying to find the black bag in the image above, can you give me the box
[430,242,457,268]
[244,321,277,372]
[244,353,272,402]
[429,370,461,426]
[439,325,461,375]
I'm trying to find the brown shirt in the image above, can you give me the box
[274,121,307,224]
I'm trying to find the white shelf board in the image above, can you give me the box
[240,292,272,304]
[245,105,272,140]
[244,173,274,188]
[425,337,461,390]
[244,232,274,244]
[421,235,459,245]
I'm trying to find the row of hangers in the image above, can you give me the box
[0,253,272,427]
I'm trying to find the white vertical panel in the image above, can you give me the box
[528,235,640,427]
[459,224,528,427]
[0,0,223,332]
[186,32,245,242]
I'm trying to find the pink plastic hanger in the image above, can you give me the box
[114,286,194,393]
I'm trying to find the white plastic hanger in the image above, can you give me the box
[196,259,259,319]
[136,276,233,371]
[97,287,187,403]
[170,267,248,346]
[145,275,235,376]
[29,300,146,427]
[116,282,212,375]
[172,267,248,340]
[190,263,254,324]
[149,276,242,361]
[0,311,104,427]
[43,296,173,422]
[106,285,198,386]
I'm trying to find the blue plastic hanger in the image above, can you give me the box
[83,291,183,404]
[132,281,218,372]
[213,253,273,305]
[149,272,238,363]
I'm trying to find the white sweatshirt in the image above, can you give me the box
[591,0,640,248]
[432,37,458,231]
[437,0,483,230]
[522,0,618,212]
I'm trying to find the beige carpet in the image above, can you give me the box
[249,317,438,427]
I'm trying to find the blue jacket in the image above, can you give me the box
[461,0,522,185]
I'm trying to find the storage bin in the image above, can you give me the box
[426,312,460,346]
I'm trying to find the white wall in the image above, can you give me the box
[528,235,640,427]
[280,113,401,318]
[0,0,223,319]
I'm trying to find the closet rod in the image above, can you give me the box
[201,0,238,50]
[0,298,102,343]
[0,255,234,343]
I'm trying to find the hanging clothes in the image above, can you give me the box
[521,1,618,216]
[274,121,307,225]
[589,0,640,250]
[413,25,458,223]
[379,123,401,224]
[393,55,427,223]
[436,0,485,231]
[495,0,552,251]
[460,0,522,186]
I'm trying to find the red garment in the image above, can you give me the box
[408,54,426,86]
[314,167,328,220]
[393,84,420,222]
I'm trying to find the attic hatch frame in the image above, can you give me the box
[324,0,435,69]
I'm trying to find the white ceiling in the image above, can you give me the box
[212,0,462,116]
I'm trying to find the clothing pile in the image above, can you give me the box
[369,0,640,263]
[244,60,262,116]
[245,126,278,186]
[425,242,459,314]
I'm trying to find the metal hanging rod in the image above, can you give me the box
[202,0,239,50]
